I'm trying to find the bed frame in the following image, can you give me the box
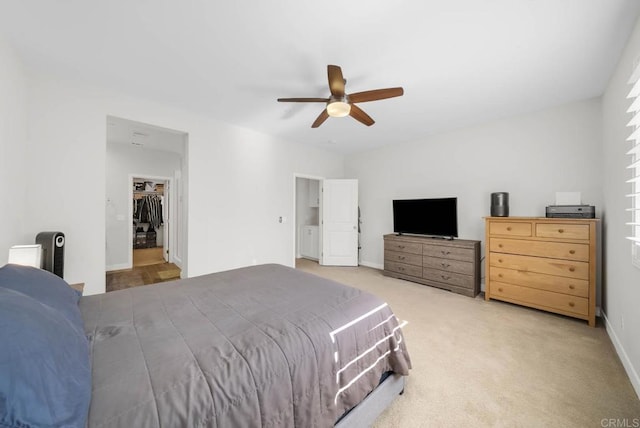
[335,374,405,428]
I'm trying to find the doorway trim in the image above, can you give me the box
[128,174,174,270]
[292,173,324,267]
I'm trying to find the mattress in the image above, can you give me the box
[80,264,411,427]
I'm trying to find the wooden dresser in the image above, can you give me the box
[484,217,598,327]
[383,234,481,297]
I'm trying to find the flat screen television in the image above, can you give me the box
[392,197,458,238]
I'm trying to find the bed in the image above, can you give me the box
[0,263,411,427]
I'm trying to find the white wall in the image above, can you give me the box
[602,16,640,399]
[345,99,603,274]
[0,36,28,264]
[20,72,343,295]
[105,142,182,270]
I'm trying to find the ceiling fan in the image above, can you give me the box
[277,65,404,128]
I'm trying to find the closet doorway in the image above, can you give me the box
[131,176,171,267]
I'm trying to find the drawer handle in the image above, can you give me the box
[569,250,575,255]
[399,256,405,260]
[569,267,575,272]
[568,302,575,307]
[558,229,564,233]
[506,227,512,231]
[398,245,405,249]
[498,259,503,263]
[498,287,503,292]
[498,273,503,278]
[398,267,405,271]
[441,263,450,268]
[441,275,451,280]
[441,250,451,255]
[569,285,575,290]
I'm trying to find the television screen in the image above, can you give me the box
[393,197,458,238]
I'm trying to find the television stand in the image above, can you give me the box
[383,234,480,297]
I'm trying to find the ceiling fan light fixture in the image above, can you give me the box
[326,101,351,117]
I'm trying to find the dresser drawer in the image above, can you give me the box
[491,281,588,316]
[489,266,589,297]
[488,252,589,280]
[384,260,422,277]
[423,244,474,262]
[384,250,422,267]
[423,268,473,289]
[489,221,532,237]
[423,256,474,275]
[489,238,589,262]
[384,240,423,255]
[535,223,589,240]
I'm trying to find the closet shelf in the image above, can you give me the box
[133,190,164,200]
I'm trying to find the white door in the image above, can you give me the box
[321,179,358,266]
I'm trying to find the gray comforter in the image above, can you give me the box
[80,264,411,427]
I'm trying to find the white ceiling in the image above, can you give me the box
[2,0,640,154]
[107,116,186,156]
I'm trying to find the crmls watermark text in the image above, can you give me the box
[601,418,640,428]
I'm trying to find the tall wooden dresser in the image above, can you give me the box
[484,217,599,327]
[383,234,481,297]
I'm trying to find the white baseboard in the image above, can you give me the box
[359,260,383,270]
[602,311,640,400]
[172,256,183,269]
[106,263,130,272]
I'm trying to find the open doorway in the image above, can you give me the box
[294,175,322,267]
[105,116,188,291]
[131,175,170,267]
[293,175,360,268]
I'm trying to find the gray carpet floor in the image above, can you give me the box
[295,259,640,427]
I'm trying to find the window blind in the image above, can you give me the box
[626,64,640,267]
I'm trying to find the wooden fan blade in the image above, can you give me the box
[328,65,345,97]
[277,97,329,102]
[349,104,375,126]
[348,87,404,103]
[311,109,330,128]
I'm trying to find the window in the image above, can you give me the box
[626,63,640,268]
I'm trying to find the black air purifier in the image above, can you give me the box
[36,232,65,278]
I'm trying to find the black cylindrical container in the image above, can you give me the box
[491,192,509,217]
